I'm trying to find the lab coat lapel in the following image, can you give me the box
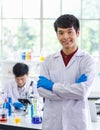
[66,55,77,69]
[65,48,85,69]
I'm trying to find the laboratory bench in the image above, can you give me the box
[0,114,100,130]
[0,124,41,130]
[88,92,100,100]
[0,91,100,130]
[0,113,42,130]
[88,92,100,122]
[0,119,100,130]
[92,121,100,130]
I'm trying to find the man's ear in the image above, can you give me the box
[77,29,80,37]
[26,72,29,76]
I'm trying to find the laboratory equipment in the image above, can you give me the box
[14,116,21,124]
[31,98,42,124]
[13,102,25,110]
[7,97,12,116]
[0,99,8,122]
[28,81,42,124]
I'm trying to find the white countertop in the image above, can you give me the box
[89,92,100,99]
[92,122,100,130]
[0,111,42,129]
[0,109,100,130]
[1,115,100,130]
[92,116,100,130]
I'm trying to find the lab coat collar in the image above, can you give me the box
[75,48,86,56]
[52,48,85,58]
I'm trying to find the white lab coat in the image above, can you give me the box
[1,78,40,103]
[38,48,96,130]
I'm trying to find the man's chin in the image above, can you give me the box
[18,85,24,88]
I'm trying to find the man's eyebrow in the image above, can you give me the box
[58,28,73,32]
[67,28,73,31]
[58,30,63,32]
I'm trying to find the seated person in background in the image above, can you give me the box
[1,62,42,110]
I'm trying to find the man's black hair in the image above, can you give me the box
[13,62,29,77]
[54,14,80,32]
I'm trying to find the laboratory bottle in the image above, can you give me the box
[3,97,12,117]
[28,81,42,124]
[26,52,31,60]
[25,52,31,60]
[7,97,12,116]
[21,52,25,60]
[28,103,34,119]
[31,97,42,124]
[32,90,42,124]
[39,47,45,61]
[25,52,28,60]
[1,99,8,121]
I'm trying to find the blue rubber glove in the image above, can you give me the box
[37,76,54,91]
[13,102,24,109]
[76,74,87,83]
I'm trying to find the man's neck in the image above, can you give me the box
[63,46,78,55]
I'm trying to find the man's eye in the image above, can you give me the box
[58,32,63,35]
[68,31,74,34]
[68,31,72,34]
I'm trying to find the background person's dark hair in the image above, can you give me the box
[13,63,29,77]
[54,14,80,33]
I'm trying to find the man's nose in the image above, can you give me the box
[63,33,69,39]
[18,80,23,84]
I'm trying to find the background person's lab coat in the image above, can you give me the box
[38,48,95,130]
[1,78,40,103]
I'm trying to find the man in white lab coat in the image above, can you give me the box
[2,62,40,109]
[37,14,96,130]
